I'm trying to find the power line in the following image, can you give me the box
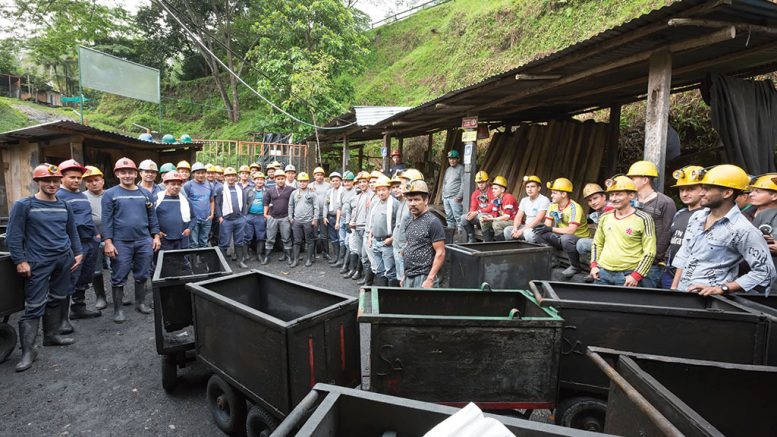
[154,0,355,131]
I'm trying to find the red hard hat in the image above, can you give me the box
[114,157,138,172]
[391,150,401,157]
[59,159,86,174]
[33,163,63,180]
[162,171,184,183]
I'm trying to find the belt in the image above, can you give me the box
[328,212,337,216]
[373,235,391,240]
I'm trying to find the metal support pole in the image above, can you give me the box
[463,131,476,216]
[382,134,391,173]
[644,48,672,193]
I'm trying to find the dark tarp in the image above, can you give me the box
[702,73,777,174]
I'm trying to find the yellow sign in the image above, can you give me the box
[461,131,477,142]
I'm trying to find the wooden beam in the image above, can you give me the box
[668,18,777,36]
[470,26,737,114]
[644,49,672,193]
[382,133,391,173]
[515,74,562,80]
[604,105,621,180]
[398,137,404,159]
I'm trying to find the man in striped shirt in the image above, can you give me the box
[590,176,657,287]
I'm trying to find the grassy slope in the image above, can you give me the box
[0,98,30,132]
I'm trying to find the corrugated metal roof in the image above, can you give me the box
[0,119,202,150]
[353,106,412,126]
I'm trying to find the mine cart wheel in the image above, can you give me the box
[161,354,178,393]
[245,404,278,437]
[0,322,17,364]
[207,375,247,435]
[555,396,607,432]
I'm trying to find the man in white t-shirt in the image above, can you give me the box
[503,175,550,243]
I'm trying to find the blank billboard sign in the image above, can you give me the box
[78,46,160,104]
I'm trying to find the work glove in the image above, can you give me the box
[533,224,551,235]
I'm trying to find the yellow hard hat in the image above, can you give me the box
[475,171,489,183]
[672,165,704,187]
[207,164,217,173]
[390,175,403,185]
[297,172,310,181]
[238,165,250,173]
[253,172,266,179]
[82,165,104,178]
[582,183,605,198]
[250,162,261,170]
[355,171,370,181]
[215,165,224,174]
[313,166,326,175]
[627,160,659,177]
[693,164,750,190]
[547,178,574,193]
[749,173,777,191]
[176,160,191,170]
[523,175,542,185]
[406,179,430,195]
[492,176,508,188]
[605,175,637,192]
[374,175,392,188]
[223,167,237,176]
[399,168,424,181]
[370,170,385,180]
[269,161,281,169]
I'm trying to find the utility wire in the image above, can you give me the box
[154,0,356,131]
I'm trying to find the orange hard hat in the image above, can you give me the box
[114,157,138,172]
[162,171,185,183]
[59,159,86,174]
[33,163,63,180]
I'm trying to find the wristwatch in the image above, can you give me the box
[720,284,729,294]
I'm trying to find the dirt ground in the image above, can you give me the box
[1,248,564,436]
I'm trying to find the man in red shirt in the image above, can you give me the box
[480,176,518,241]
[460,171,494,243]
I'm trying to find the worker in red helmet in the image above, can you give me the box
[388,149,406,178]
[6,163,84,372]
[101,157,161,323]
[57,159,102,332]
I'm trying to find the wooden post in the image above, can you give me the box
[382,133,391,173]
[397,137,404,159]
[0,147,8,215]
[603,105,622,179]
[358,145,364,170]
[342,136,349,172]
[425,133,434,175]
[644,48,672,193]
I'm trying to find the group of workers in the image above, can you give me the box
[5,154,446,373]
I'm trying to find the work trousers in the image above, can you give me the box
[266,216,292,250]
[576,238,593,259]
[22,252,73,320]
[372,241,396,280]
[110,238,153,286]
[443,197,463,229]
[403,274,427,289]
[349,228,365,254]
[191,218,212,248]
[219,216,246,252]
[326,214,339,247]
[536,232,580,253]
[292,220,315,246]
[363,231,377,271]
[339,222,349,249]
[70,237,99,294]
[393,246,405,281]
[244,214,266,246]
[503,225,539,243]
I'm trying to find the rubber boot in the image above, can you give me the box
[344,254,358,277]
[42,304,75,346]
[350,259,364,280]
[483,229,495,242]
[305,242,315,267]
[284,248,294,266]
[93,276,108,310]
[321,238,331,261]
[277,249,287,262]
[70,289,101,320]
[112,286,126,323]
[466,231,476,244]
[339,250,352,274]
[373,275,388,287]
[59,298,74,335]
[562,251,583,279]
[256,241,266,262]
[357,264,374,286]
[332,245,344,267]
[261,247,272,265]
[237,246,248,269]
[389,278,401,287]
[15,319,39,372]
[135,280,152,314]
[290,245,302,268]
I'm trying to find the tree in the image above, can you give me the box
[0,39,21,75]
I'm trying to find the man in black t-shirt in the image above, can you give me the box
[663,166,703,288]
[402,180,446,288]
[261,173,296,265]
[751,174,777,293]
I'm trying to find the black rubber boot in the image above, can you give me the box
[93,276,107,310]
[43,304,75,346]
[339,250,352,274]
[290,245,302,268]
[357,265,374,286]
[70,289,101,320]
[261,247,271,265]
[135,280,152,314]
[466,232,476,244]
[15,319,39,372]
[388,278,401,287]
[344,254,358,277]
[483,229,495,242]
[373,275,388,287]
[562,251,583,279]
[305,242,315,267]
[332,245,344,267]
[321,238,331,261]
[59,298,74,335]
[237,246,248,269]
[112,286,126,323]
[256,241,266,262]
[350,259,363,280]
[284,249,294,266]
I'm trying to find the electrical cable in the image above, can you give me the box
[154,0,356,131]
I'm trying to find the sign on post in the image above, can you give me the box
[461,116,478,130]
[78,46,160,104]
[461,131,477,142]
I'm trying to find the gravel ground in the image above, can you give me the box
[1,248,564,436]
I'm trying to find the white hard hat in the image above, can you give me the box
[285,164,296,172]
[138,159,158,172]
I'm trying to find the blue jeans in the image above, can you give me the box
[110,238,153,286]
[219,216,246,251]
[641,265,663,289]
[596,268,641,287]
[191,218,212,248]
[443,197,463,229]
[327,214,339,247]
[372,241,396,280]
[22,252,73,320]
[339,222,349,249]
[393,245,405,281]
[71,237,99,294]
[244,214,266,246]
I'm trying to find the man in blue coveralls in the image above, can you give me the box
[215,167,248,268]
[102,157,161,323]
[7,163,83,372]
[183,162,215,248]
[57,159,101,335]
[154,171,195,252]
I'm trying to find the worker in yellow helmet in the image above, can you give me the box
[671,164,775,294]
[627,160,677,287]
[238,164,253,191]
[479,176,519,242]
[461,170,493,243]
[311,166,332,261]
[590,176,656,287]
[749,173,777,294]
[215,167,249,268]
[504,175,551,244]
[289,172,319,268]
[176,160,191,180]
[533,178,590,279]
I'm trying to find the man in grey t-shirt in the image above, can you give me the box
[368,176,399,286]
[403,180,446,289]
[441,150,464,229]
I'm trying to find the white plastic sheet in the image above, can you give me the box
[423,403,516,437]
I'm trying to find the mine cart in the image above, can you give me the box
[445,241,553,289]
[0,252,25,363]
